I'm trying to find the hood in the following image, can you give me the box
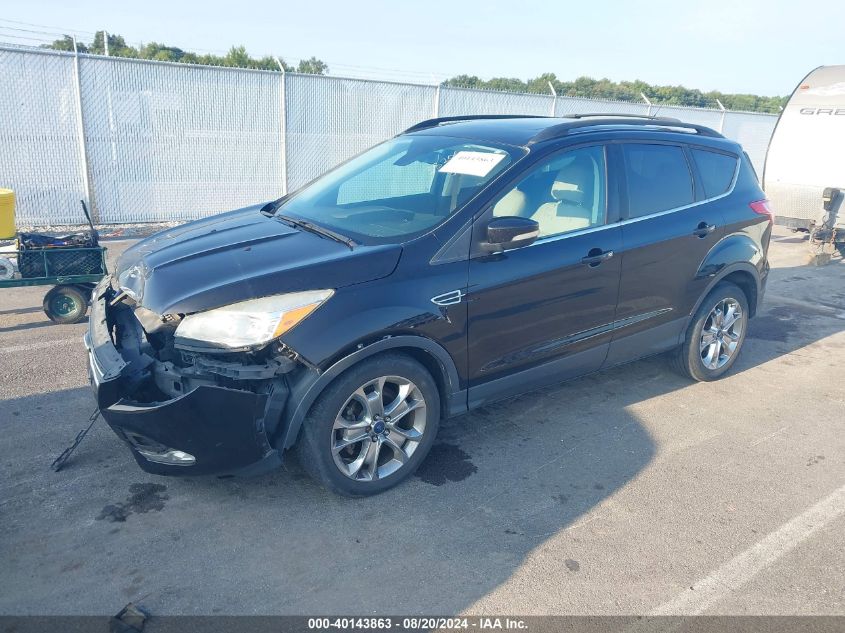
[115,204,402,315]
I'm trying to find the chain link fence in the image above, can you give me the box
[79,56,283,223]
[285,75,437,191]
[0,45,779,226]
[0,47,87,225]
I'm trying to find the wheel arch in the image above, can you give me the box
[694,232,765,319]
[690,262,761,324]
[278,335,465,450]
[718,269,759,317]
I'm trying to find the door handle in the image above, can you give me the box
[581,249,614,267]
[692,222,717,238]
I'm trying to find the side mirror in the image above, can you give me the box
[482,216,540,253]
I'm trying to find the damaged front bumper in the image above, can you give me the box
[83,280,287,477]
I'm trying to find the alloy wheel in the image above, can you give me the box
[699,297,744,370]
[331,376,427,481]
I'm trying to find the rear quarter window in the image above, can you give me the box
[691,148,738,199]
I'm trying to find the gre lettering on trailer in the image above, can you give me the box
[439,151,506,177]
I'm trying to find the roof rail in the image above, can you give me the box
[530,116,723,143]
[564,112,680,121]
[403,114,548,134]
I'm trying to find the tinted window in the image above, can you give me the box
[622,144,693,217]
[492,145,606,238]
[691,148,738,198]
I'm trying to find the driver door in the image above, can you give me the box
[466,144,622,408]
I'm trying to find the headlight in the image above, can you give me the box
[118,264,145,302]
[174,289,334,350]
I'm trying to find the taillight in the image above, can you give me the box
[750,199,774,223]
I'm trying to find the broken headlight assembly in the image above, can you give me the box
[174,289,334,352]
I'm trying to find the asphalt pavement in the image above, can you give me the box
[0,227,843,616]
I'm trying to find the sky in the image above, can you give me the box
[2,0,843,96]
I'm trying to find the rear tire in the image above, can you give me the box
[43,285,88,324]
[671,282,749,382]
[297,353,440,496]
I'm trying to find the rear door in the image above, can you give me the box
[605,141,727,365]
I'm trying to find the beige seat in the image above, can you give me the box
[492,188,528,217]
[531,159,596,237]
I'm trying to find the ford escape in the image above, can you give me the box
[84,114,772,496]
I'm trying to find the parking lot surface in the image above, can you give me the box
[1,227,843,615]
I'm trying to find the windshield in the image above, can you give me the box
[277,135,521,244]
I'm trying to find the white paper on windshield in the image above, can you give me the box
[439,151,506,177]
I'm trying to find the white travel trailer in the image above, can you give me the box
[763,65,845,229]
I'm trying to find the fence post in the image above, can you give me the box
[548,82,557,116]
[641,92,653,117]
[433,83,441,118]
[716,98,726,133]
[275,57,288,195]
[71,36,94,220]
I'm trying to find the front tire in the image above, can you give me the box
[297,353,440,496]
[672,282,749,382]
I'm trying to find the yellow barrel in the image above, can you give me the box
[0,189,14,239]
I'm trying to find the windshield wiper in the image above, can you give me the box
[275,214,356,249]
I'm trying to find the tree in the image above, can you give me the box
[296,57,328,74]
[88,31,136,57]
[43,35,87,53]
[442,72,787,113]
[42,32,327,75]
[140,42,185,63]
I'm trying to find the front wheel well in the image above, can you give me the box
[719,270,759,317]
[395,347,450,419]
[284,343,455,449]
[331,347,450,420]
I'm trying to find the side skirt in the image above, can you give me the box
[462,316,690,414]
[467,344,608,410]
[604,316,689,366]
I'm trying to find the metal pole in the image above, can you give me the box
[716,98,726,133]
[548,81,557,117]
[433,83,441,118]
[103,30,109,56]
[274,56,288,195]
[641,92,653,117]
[71,36,94,219]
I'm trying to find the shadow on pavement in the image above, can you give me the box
[0,306,42,317]
[0,320,58,334]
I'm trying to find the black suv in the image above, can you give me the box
[84,114,772,496]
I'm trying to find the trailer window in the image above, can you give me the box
[691,149,738,199]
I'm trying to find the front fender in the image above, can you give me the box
[277,335,465,450]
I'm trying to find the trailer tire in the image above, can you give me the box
[43,285,88,324]
[0,257,15,280]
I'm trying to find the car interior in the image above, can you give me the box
[493,148,605,237]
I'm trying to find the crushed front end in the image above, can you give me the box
[84,277,299,476]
